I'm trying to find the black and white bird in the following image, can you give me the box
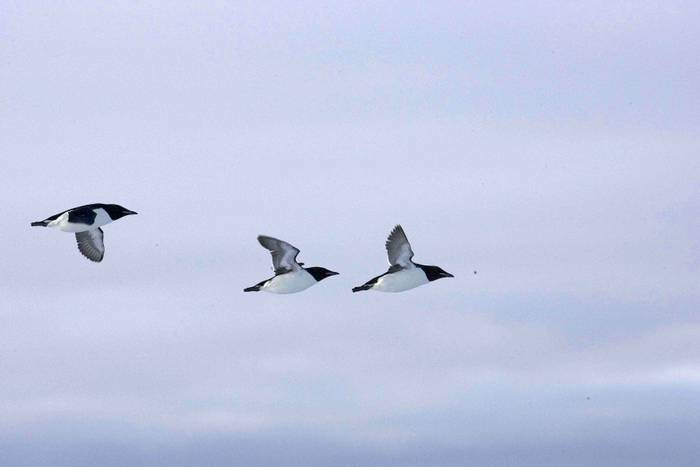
[352,225,453,293]
[244,235,338,294]
[31,203,137,262]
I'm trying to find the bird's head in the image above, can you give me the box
[105,204,138,220]
[305,267,339,282]
[419,265,454,282]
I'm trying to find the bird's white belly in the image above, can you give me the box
[49,209,112,232]
[373,268,429,292]
[262,270,316,294]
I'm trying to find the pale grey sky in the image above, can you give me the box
[1,1,699,466]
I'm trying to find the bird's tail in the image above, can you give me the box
[243,285,261,292]
[31,221,48,227]
[352,284,372,293]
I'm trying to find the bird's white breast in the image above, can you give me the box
[49,208,113,232]
[372,267,429,292]
[262,270,317,294]
[92,208,113,227]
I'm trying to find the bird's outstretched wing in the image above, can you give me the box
[257,235,302,274]
[75,228,105,262]
[385,225,414,268]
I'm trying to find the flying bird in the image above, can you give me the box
[352,225,453,293]
[31,203,137,262]
[244,235,338,293]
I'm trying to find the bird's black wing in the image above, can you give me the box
[68,208,97,225]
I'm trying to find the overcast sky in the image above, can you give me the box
[1,1,699,466]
